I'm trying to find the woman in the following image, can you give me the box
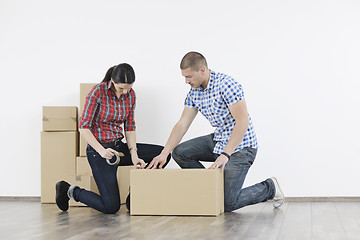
[55,63,171,214]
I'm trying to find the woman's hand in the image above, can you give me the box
[132,157,146,169]
[99,148,119,159]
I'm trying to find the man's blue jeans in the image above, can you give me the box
[73,141,170,214]
[172,134,275,212]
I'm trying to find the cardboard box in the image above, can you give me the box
[80,83,97,117]
[118,166,133,204]
[41,131,78,203]
[64,175,99,207]
[79,83,97,156]
[79,137,87,157]
[130,169,224,216]
[76,156,92,175]
[43,106,78,131]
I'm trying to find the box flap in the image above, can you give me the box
[43,106,77,120]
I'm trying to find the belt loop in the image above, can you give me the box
[114,139,121,147]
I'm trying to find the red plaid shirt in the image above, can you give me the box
[79,81,136,143]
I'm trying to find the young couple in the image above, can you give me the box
[55,51,285,214]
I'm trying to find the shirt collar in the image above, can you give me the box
[207,70,215,91]
[106,80,112,91]
[197,70,215,92]
[106,80,120,98]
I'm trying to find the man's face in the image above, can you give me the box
[181,67,204,88]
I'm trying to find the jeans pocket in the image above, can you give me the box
[86,146,98,159]
[232,148,256,166]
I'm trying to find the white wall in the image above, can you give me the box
[1,0,359,197]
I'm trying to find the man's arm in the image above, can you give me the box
[209,99,249,169]
[146,107,198,169]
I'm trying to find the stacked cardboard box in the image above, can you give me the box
[130,169,224,216]
[76,156,92,175]
[41,107,78,203]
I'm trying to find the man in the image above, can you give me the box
[147,51,284,211]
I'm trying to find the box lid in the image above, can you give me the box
[42,106,78,131]
[43,106,77,119]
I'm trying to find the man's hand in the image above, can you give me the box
[146,154,167,169]
[208,154,228,170]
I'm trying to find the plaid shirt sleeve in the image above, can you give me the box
[79,85,99,129]
[220,78,244,107]
[124,89,136,131]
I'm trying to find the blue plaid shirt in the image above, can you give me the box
[184,70,258,154]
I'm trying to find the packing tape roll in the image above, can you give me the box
[106,154,121,166]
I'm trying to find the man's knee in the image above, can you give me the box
[224,204,234,212]
[224,195,236,212]
[172,145,183,162]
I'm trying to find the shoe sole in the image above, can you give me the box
[272,177,285,208]
[55,181,69,211]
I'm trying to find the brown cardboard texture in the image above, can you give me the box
[76,156,92,175]
[117,166,133,204]
[41,131,78,203]
[43,106,78,131]
[130,169,224,216]
[64,175,99,207]
[79,136,87,157]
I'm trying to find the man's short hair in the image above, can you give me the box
[180,51,208,71]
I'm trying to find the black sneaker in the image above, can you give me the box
[126,193,130,211]
[55,181,70,211]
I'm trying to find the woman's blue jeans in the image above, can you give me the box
[73,141,170,214]
[172,134,275,212]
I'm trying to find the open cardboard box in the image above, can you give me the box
[130,169,224,216]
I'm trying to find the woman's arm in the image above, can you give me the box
[79,128,118,160]
[125,130,145,168]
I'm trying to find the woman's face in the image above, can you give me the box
[111,79,133,95]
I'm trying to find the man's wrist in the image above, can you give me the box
[220,152,231,160]
[160,149,170,158]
